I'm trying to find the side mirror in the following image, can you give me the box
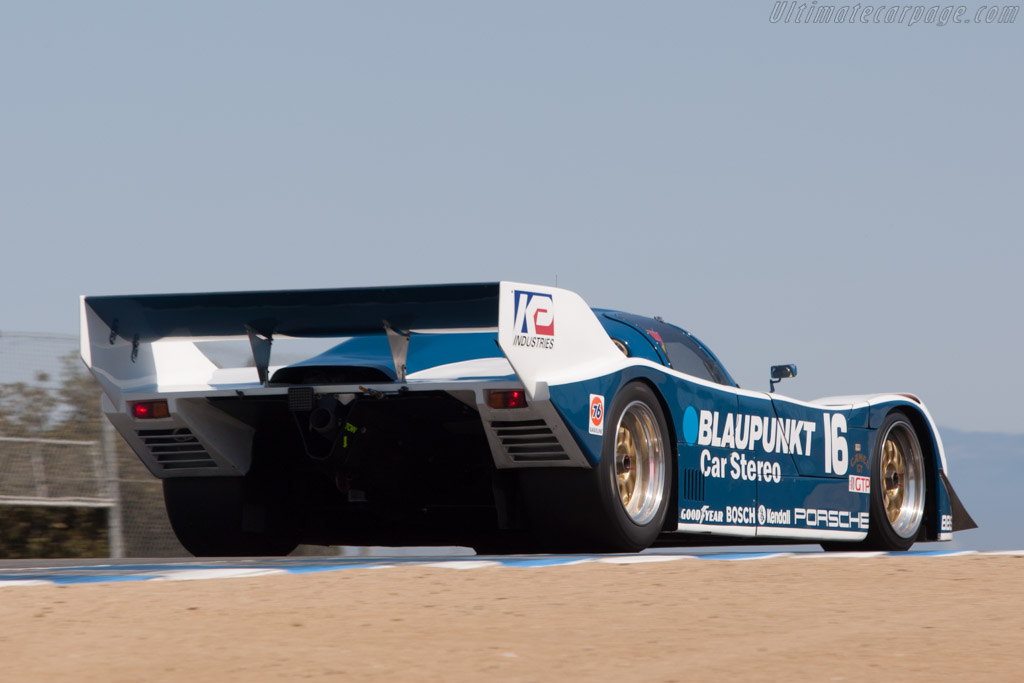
[770,364,797,393]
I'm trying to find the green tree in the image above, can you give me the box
[1,350,186,557]
[0,374,59,437]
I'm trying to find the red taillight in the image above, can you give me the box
[130,400,170,419]
[488,390,528,410]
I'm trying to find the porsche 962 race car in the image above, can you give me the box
[80,282,974,556]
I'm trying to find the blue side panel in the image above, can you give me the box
[678,390,873,535]
[677,389,758,529]
[549,368,890,539]
[548,371,949,542]
[551,366,767,532]
[765,397,842,477]
[846,428,873,479]
[547,379,603,465]
[847,404,871,429]
[737,393,800,480]
[547,371,641,467]
[546,363,955,543]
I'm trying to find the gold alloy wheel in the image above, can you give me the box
[879,421,925,539]
[614,401,665,525]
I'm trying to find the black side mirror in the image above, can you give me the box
[770,364,797,393]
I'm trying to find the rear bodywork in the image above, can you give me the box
[81,281,974,549]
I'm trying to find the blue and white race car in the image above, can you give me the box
[80,282,974,555]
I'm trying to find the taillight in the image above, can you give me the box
[487,390,528,410]
[130,400,170,419]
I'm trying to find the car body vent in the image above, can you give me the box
[136,428,217,470]
[489,419,569,463]
[682,467,705,502]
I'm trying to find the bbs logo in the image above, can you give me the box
[513,290,554,337]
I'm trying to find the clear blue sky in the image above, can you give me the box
[2,2,1021,433]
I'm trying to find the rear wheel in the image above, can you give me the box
[571,382,672,553]
[486,382,672,554]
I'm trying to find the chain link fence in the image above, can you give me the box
[0,331,187,558]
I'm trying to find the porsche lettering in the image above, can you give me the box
[794,508,869,530]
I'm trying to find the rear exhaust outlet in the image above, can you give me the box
[309,406,338,437]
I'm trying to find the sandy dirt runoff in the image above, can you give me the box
[1,555,1022,681]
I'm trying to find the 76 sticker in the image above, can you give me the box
[589,395,604,435]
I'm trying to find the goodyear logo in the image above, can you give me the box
[680,505,723,524]
[511,290,555,349]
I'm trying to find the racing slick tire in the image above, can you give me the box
[163,476,300,557]
[823,412,927,552]
[865,413,927,551]
[512,382,673,554]
[589,382,673,552]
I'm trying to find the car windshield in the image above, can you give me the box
[610,313,736,387]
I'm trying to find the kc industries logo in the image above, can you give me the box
[511,290,555,349]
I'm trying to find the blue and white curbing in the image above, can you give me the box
[0,550,1018,588]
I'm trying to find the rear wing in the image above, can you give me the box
[81,281,624,402]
